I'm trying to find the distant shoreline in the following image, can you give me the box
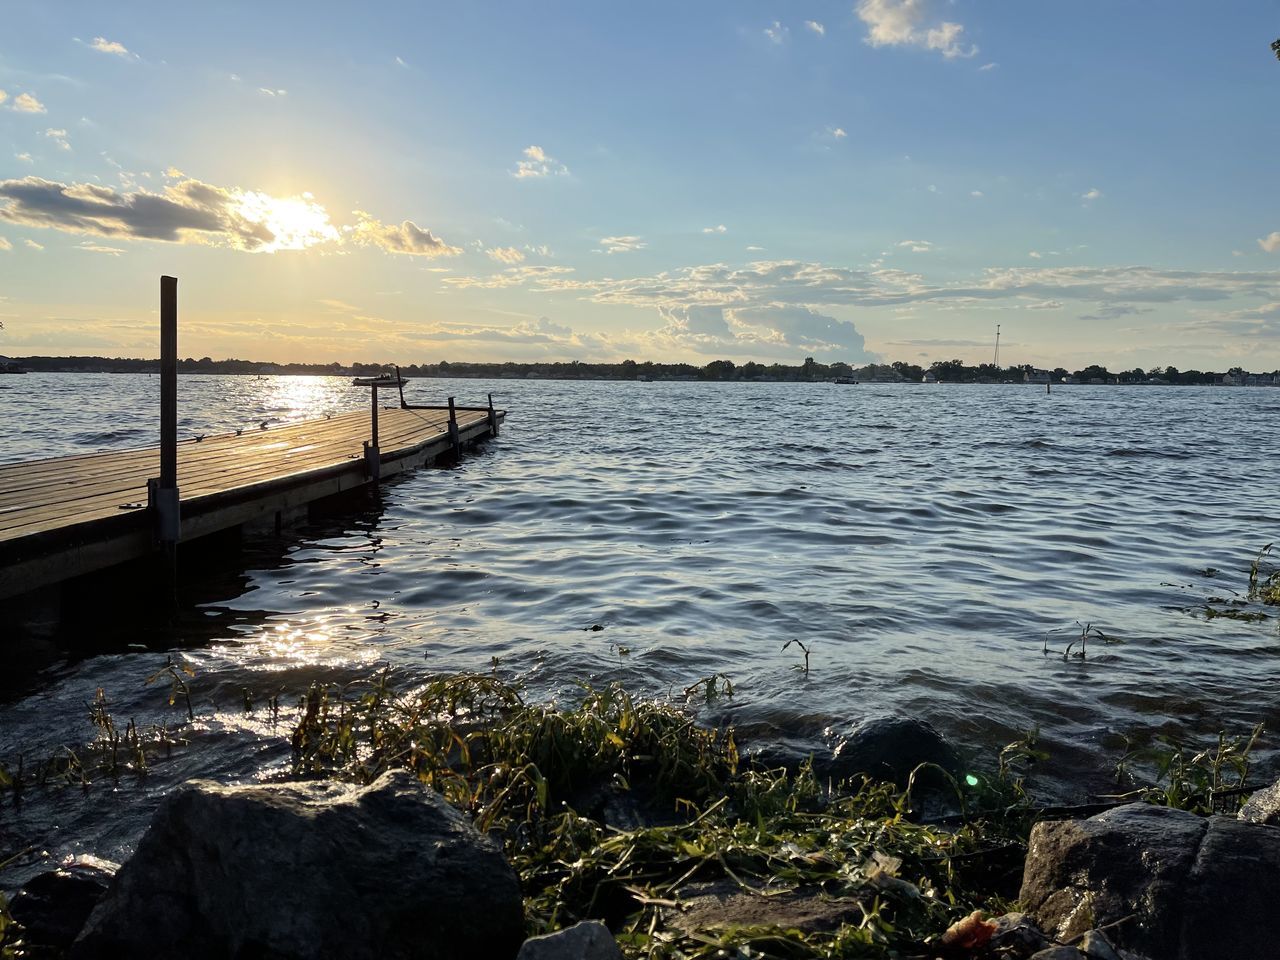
[1,356,1276,386]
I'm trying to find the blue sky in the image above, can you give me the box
[1,1,1279,369]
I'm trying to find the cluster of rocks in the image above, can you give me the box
[6,719,1280,958]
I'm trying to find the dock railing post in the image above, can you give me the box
[153,275,181,602]
[487,393,499,436]
[447,396,460,457]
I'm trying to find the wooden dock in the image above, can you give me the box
[0,402,504,601]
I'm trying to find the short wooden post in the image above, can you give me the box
[153,275,181,602]
[487,393,499,436]
[447,396,460,457]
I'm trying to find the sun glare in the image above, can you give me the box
[235,190,340,253]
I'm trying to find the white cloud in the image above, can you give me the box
[13,92,47,113]
[394,56,409,68]
[0,90,6,106]
[970,190,984,197]
[89,37,134,58]
[1258,232,1280,253]
[1028,251,1043,259]
[1082,187,1103,201]
[442,265,576,289]
[746,245,765,251]
[897,239,933,253]
[23,238,42,250]
[979,62,997,71]
[349,211,461,257]
[855,0,977,59]
[765,21,789,44]
[0,237,11,251]
[486,245,525,264]
[44,128,71,151]
[77,241,125,255]
[513,145,569,179]
[15,152,32,164]
[702,224,727,234]
[805,20,825,36]
[258,88,287,97]
[599,235,646,254]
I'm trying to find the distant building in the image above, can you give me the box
[1024,368,1051,384]
[922,371,938,383]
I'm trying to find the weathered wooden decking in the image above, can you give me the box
[0,404,503,600]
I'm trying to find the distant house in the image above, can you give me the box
[922,371,938,383]
[1024,369,1051,384]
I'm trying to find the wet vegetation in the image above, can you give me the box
[0,666,1270,958]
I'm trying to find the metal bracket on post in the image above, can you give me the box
[487,393,500,437]
[148,477,181,544]
[363,440,381,480]
[447,396,460,457]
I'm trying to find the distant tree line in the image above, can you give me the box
[6,354,1277,385]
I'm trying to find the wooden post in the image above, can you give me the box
[487,393,499,436]
[447,396,460,457]
[154,275,181,602]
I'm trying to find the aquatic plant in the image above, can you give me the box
[1111,723,1264,814]
[1249,543,1280,606]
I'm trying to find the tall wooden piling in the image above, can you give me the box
[154,275,181,601]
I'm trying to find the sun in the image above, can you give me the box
[234,190,340,253]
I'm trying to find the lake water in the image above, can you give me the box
[2,373,1279,875]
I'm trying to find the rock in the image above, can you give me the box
[517,921,622,960]
[8,857,117,952]
[988,912,1051,955]
[1028,949,1084,960]
[824,716,960,786]
[1078,929,1124,960]
[1020,802,1280,960]
[1238,777,1280,824]
[665,879,866,936]
[73,770,524,960]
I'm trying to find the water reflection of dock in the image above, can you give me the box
[0,403,503,601]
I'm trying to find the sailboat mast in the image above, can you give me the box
[993,324,1001,369]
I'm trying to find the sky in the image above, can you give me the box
[1,1,1279,370]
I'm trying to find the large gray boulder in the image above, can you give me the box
[1021,802,1280,960]
[73,770,524,960]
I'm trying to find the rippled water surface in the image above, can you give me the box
[2,373,1279,873]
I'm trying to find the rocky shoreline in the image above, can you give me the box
[2,675,1275,959]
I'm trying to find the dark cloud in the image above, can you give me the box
[0,176,269,246]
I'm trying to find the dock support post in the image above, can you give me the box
[447,396,460,458]
[487,393,500,437]
[153,275,181,603]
